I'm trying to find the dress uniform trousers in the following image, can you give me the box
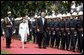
[5,27,12,48]
[46,29,50,46]
[51,30,55,48]
[65,30,70,50]
[61,30,66,50]
[78,29,83,52]
[32,28,36,43]
[55,30,60,48]
[70,30,77,51]
[73,30,77,51]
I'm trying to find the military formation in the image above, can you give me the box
[45,11,83,53]
[1,11,83,53]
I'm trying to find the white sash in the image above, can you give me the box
[7,17,13,25]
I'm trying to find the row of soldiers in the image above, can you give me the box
[31,11,83,53]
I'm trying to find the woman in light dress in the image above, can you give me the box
[19,17,29,49]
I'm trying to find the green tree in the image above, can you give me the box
[1,1,83,18]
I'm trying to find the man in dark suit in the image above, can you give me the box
[37,12,47,49]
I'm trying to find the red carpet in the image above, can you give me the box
[1,37,80,54]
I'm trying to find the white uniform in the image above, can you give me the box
[19,22,29,42]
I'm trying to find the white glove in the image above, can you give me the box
[13,30,16,34]
[37,29,40,32]
[3,31,5,35]
[82,34,83,37]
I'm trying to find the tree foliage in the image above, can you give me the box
[1,1,82,18]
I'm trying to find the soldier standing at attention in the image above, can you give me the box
[50,19,55,48]
[2,11,15,48]
[60,14,66,50]
[77,11,83,53]
[65,13,71,51]
[54,18,60,49]
[69,12,77,52]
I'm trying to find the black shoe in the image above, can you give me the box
[72,50,75,52]
[66,49,69,51]
[38,46,42,49]
[43,47,46,49]
[51,45,53,48]
[24,42,26,44]
[62,48,64,50]
[6,46,10,48]
[6,46,8,48]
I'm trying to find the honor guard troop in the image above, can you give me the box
[45,11,83,53]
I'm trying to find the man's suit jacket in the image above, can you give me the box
[37,17,47,33]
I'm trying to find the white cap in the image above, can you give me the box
[1,18,4,21]
[62,14,66,17]
[34,14,38,18]
[52,14,56,18]
[72,12,78,16]
[48,15,52,18]
[25,15,28,17]
[56,14,60,18]
[76,6,80,11]
[7,11,11,14]
[45,15,49,18]
[78,11,83,15]
[66,13,71,17]
[57,13,62,18]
